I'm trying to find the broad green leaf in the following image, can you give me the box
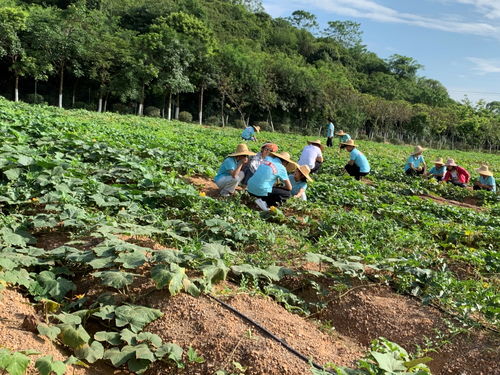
[155,343,183,365]
[88,256,115,270]
[404,357,433,368]
[305,252,335,264]
[52,312,82,325]
[114,305,163,333]
[37,324,61,341]
[127,359,151,374]
[202,259,229,284]
[119,328,136,345]
[17,155,34,166]
[0,351,30,375]
[58,325,90,349]
[134,344,155,362]
[94,331,122,346]
[103,346,136,367]
[35,356,66,375]
[3,168,22,181]
[36,271,76,300]
[370,352,406,372]
[150,264,186,295]
[136,332,162,348]
[75,341,104,363]
[92,305,116,321]
[93,271,137,290]
[201,243,235,259]
[115,251,147,269]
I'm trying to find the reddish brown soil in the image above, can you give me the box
[419,194,482,211]
[0,289,109,375]
[146,291,364,375]
[186,175,246,198]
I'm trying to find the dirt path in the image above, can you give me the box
[419,194,483,211]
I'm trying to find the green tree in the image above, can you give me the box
[287,10,318,32]
[387,54,423,79]
[322,20,362,48]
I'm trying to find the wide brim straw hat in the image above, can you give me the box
[445,158,458,167]
[432,158,445,165]
[412,145,426,155]
[228,143,256,157]
[475,164,493,176]
[297,165,313,182]
[335,130,347,136]
[340,139,358,147]
[270,151,294,164]
[252,125,261,132]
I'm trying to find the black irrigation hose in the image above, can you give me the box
[206,294,335,375]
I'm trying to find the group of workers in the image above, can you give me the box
[404,146,496,192]
[227,122,495,211]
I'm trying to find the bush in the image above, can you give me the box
[255,121,271,131]
[357,134,368,140]
[276,123,290,133]
[178,111,192,122]
[389,137,404,145]
[112,103,133,114]
[73,101,96,111]
[234,119,246,129]
[145,106,161,117]
[206,116,221,126]
[373,135,385,143]
[25,93,44,104]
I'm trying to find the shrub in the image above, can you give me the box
[357,134,368,140]
[276,123,290,133]
[389,137,404,145]
[255,121,271,131]
[373,135,385,143]
[112,103,133,114]
[178,111,193,122]
[206,116,221,126]
[234,119,246,129]
[145,106,161,117]
[25,93,44,104]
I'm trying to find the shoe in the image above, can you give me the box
[255,198,269,211]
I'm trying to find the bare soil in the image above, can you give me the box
[419,194,483,211]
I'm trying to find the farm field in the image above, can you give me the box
[0,98,498,375]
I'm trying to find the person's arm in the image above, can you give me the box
[230,157,248,178]
[283,179,292,191]
[293,187,305,198]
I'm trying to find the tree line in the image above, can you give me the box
[0,0,499,151]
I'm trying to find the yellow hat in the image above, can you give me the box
[412,145,426,155]
[445,158,458,167]
[475,164,493,177]
[252,125,261,132]
[228,143,256,157]
[432,158,445,165]
[340,139,358,147]
[297,165,313,182]
[335,130,347,136]
[270,151,294,164]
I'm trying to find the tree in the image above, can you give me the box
[287,10,318,32]
[230,0,264,13]
[486,101,500,115]
[386,54,423,79]
[322,20,362,48]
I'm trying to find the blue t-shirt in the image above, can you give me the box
[326,123,334,137]
[247,156,289,197]
[404,155,425,171]
[214,157,237,183]
[241,126,255,140]
[340,134,351,143]
[289,173,308,196]
[350,148,370,173]
[429,165,446,176]
[479,175,496,192]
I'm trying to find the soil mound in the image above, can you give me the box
[0,289,104,375]
[146,292,364,375]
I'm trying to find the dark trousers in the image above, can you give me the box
[406,168,425,176]
[241,165,254,185]
[326,137,333,147]
[310,161,322,174]
[251,187,291,207]
[447,180,466,188]
[473,185,492,191]
[431,175,444,181]
[345,163,369,181]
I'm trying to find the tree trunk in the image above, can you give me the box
[14,75,19,102]
[34,79,38,99]
[103,92,109,112]
[138,84,145,116]
[167,92,172,120]
[58,67,64,108]
[198,86,204,125]
[267,108,275,132]
[72,82,77,107]
[221,92,225,127]
[98,97,103,113]
[175,94,180,119]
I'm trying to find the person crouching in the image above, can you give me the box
[214,144,255,197]
[341,139,370,180]
[247,152,295,211]
[473,165,496,192]
[289,164,313,201]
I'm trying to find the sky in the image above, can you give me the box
[262,0,500,104]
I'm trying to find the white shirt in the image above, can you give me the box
[298,145,322,169]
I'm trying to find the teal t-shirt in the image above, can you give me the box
[350,148,370,173]
[289,174,308,196]
[241,126,255,140]
[429,165,446,176]
[479,175,496,192]
[247,156,289,197]
[404,155,425,171]
[326,123,335,137]
[214,157,237,183]
[340,134,351,143]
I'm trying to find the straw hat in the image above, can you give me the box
[335,130,347,136]
[252,125,261,132]
[476,164,493,176]
[340,139,358,147]
[432,158,445,165]
[308,139,322,146]
[261,143,278,152]
[412,145,426,155]
[228,143,256,157]
[286,161,298,173]
[297,165,313,182]
[445,158,458,167]
[270,151,294,164]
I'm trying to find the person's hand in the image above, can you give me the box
[240,156,249,164]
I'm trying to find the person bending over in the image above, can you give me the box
[473,165,496,192]
[241,143,278,185]
[241,125,260,141]
[443,159,470,188]
[289,164,312,201]
[214,144,255,197]
[404,146,427,176]
[341,139,370,181]
[298,139,324,174]
[425,158,446,181]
